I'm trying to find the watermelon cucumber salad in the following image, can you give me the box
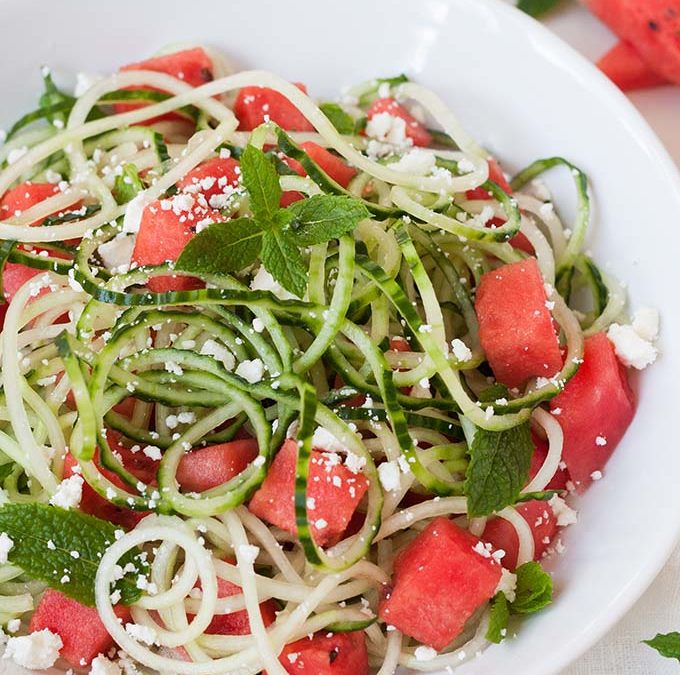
[0,45,661,674]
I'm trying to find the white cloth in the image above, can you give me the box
[564,544,680,674]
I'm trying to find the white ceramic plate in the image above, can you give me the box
[1,0,679,673]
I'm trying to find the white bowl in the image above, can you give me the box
[1,0,679,673]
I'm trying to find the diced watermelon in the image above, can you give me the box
[115,48,214,121]
[29,590,129,668]
[276,631,369,675]
[475,258,563,388]
[288,142,357,189]
[279,191,305,207]
[549,332,635,491]
[528,435,569,491]
[176,439,259,493]
[235,83,314,131]
[131,197,222,292]
[584,0,680,85]
[378,517,501,649]
[367,98,432,147]
[1,183,76,302]
[248,439,368,547]
[481,500,559,570]
[597,40,669,90]
[176,157,241,204]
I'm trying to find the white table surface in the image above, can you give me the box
[501,3,680,673]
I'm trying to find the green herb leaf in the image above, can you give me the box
[176,218,264,276]
[511,561,553,614]
[318,103,356,135]
[39,69,75,124]
[486,592,510,644]
[288,194,369,246]
[0,463,15,482]
[517,0,562,18]
[0,503,144,606]
[240,145,281,222]
[478,383,511,404]
[261,228,307,297]
[644,633,680,662]
[464,421,534,517]
[113,164,144,205]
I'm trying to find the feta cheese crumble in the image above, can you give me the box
[250,267,298,300]
[235,358,265,384]
[414,645,438,662]
[0,532,13,564]
[49,475,84,510]
[548,495,578,527]
[89,654,122,675]
[607,322,658,370]
[495,567,518,602]
[451,338,472,362]
[377,460,401,492]
[4,629,63,670]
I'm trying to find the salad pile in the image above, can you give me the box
[0,45,659,674]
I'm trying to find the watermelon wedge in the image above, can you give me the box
[367,98,432,147]
[597,40,669,90]
[378,517,501,649]
[235,83,314,131]
[276,631,369,675]
[284,142,357,189]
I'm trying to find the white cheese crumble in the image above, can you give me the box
[200,339,236,371]
[377,460,401,492]
[590,470,603,481]
[142,445,162,461]
[495,568,518,602]
[450,338,472,363]
[389,148,436,175]
[121,194,149,234]
[235,358,265,384]
[89,653,122,675]
[98,235,135,273]
[548,495,578,527]
[414,645,438,662]
[607,323,657,370]
[311,427,345,453]
[365,112,412,159]
[252,317,265,333]
[0,532,13,564]
[49,475,84,510]
[631,307,660,342]
[125,623,157,646]
[6,619,20,634]
[3,629,63,670]
[250,267,298,300]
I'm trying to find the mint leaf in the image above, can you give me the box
[0,503,144,606]
[515,490,559,504]
[464,421,534,517]
[486,592,510,644]
[517,0,562,17]
[512,562,553,614]
[240,144,281,222]
[39,68,75,124]
[176,218,264,276]
[288,195,369,246]
[261,228,307,297]
[319,103,356,135]
[644,633,680,662]
[113,164,144,205]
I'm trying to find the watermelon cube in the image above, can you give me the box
[131,197,222,292]
[528,434,569,491]
[549,332,635,491]
[176,439,259,493]
[248,439,368,547]
[235,84,314,131]
[367,98,432,147]
[481,500,559,570]
[466,159,513,200]
[475,258,563,388]
[276,631,369,675]
[597,40,668,91]
[29,590,129,668]
[284,142,357,189]
[378,517,501,649]
[177,157,241,206]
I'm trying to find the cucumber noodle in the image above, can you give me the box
[0,46,630,673]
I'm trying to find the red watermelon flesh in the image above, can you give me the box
[176,439,259,493]
[235,83,314,131]
[284,142,357,189]
[378,517,501,649]
[248,439,369,547]
[549,332,635,492]
[584,0,680,85]
[528,435,569,491]
[115,47,214,122]
[176,157,241,206]
[367,98,432,147]
[131,197,222,292]
[29,590,129,668]
[475,258,563,388]
[275,631,369,675]
[481,500,559,570]
[597,40,669,90]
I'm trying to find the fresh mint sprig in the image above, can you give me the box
[0,503,146,607]
[517,0,563,18]
[644,633,680,662]
[176,145,369,296]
